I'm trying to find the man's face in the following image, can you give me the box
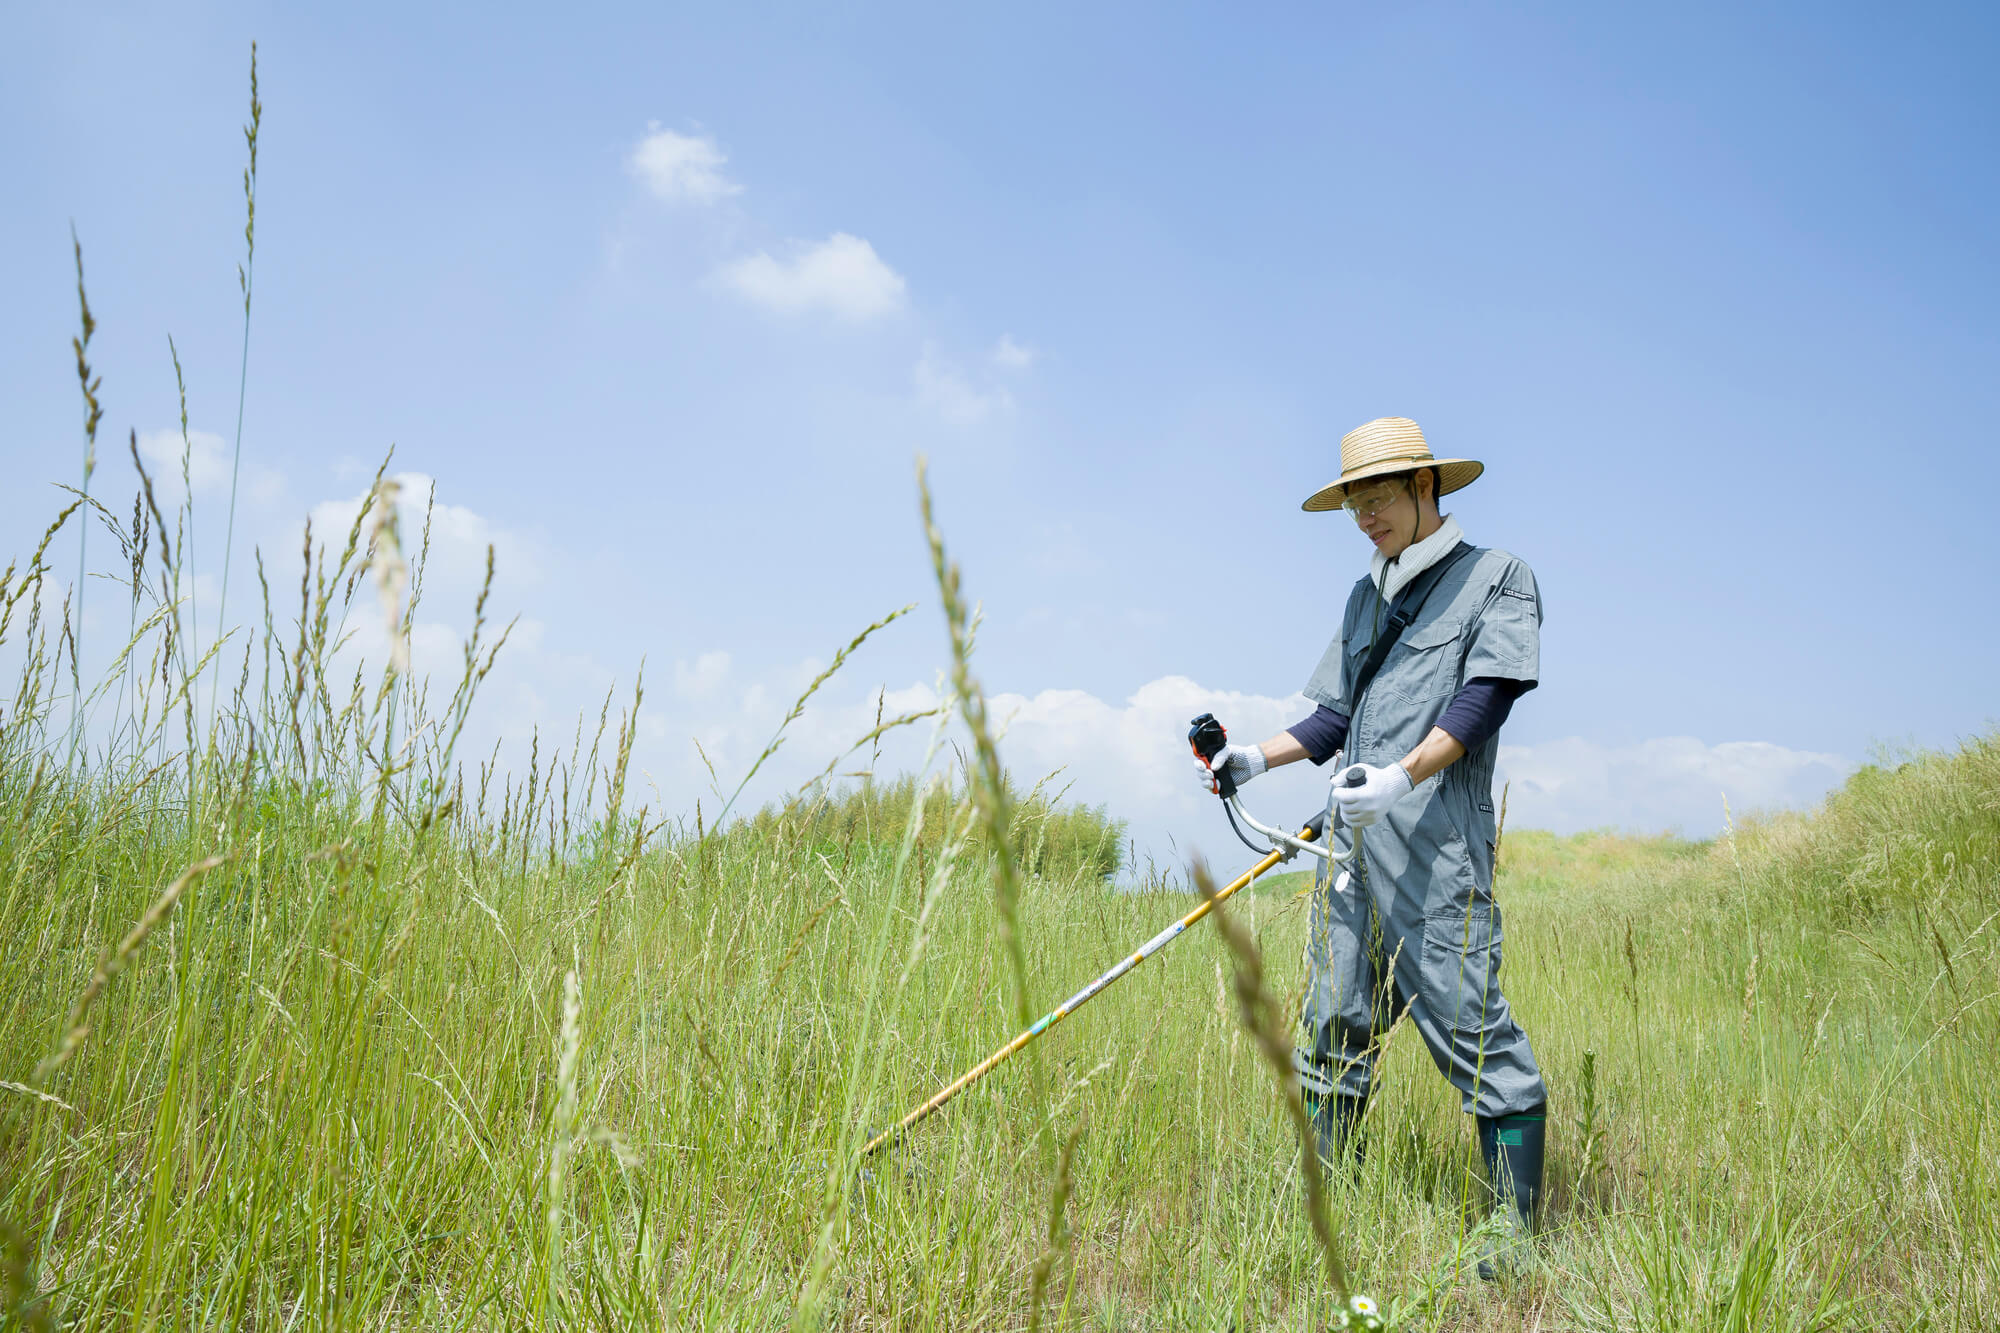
[1345,475,1424,560]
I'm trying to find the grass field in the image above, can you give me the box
[2,441,1996,1331]
[6,62,1996,1329]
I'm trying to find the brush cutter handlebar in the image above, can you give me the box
[1227,794,1357,865]
[1190,712,1366,864]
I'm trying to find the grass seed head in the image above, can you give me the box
[367,478,409,678]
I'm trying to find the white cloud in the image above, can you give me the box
[134,426,287,512]
[931,679,1856,867]
[136,427,229,495]
[199,445,1859,876]
[914,344,1012,425]
[404,642,1856,871]
[991,334,1038,370]
[273,483,934,837]
[978,676,1321,871]
[1495,736,1852,836]
[304,472,542,597]
[296,472,549,699]
[673,650,732,700]
[716,232,907,320]
[627,124,742,204]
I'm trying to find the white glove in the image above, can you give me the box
[1192,743,1266,795]
[1332,761,1412,828]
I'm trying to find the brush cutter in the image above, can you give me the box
[860,713,1361,1158]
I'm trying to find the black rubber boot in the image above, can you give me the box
[1474,1105,1546,1280]
[1308,1092,1370,1173]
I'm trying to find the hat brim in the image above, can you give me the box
[1300,458,1484,512]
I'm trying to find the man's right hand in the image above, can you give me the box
[1193,743,1267,795]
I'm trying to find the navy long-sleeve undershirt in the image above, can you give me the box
[1285,677,1529,764]
[1284,706,1351,764]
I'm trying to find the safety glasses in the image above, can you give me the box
[1341,477,1408,519]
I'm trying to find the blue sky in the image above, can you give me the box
[5,2,1997,863]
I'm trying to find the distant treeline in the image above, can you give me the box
[727,773,1128,882]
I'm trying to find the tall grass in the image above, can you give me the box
[4,59,1997,1332]
[9,437,1995,1327]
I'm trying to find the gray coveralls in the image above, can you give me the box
[1293,545,1547,1119]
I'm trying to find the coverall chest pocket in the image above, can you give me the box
[1420,908,1505,1035]
[1385,616,1465,704]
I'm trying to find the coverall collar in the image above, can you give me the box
[1371,514,1465,602]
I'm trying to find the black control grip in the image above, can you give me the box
[1187,712,1236,800]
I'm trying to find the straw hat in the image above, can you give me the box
[1300,417,1484,512]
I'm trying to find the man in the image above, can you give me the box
[1194,416,1547,1278]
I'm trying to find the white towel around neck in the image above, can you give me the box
[1370,514,1465,602]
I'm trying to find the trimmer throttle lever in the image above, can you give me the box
[1187,712,1236,799]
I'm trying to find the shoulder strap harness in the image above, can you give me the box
[1348,541,1476,714]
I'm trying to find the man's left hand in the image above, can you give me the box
[1333,762,1413,828]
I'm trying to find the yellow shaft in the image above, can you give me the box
[861,827,1314,1157]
